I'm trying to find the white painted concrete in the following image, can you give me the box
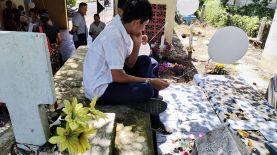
[262,9,277,74]
[0,32,55,146]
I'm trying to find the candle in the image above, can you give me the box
[160,35,165,51]
[161,35,165,48]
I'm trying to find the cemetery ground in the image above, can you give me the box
[160,22,273,95]
[153,22,276,154]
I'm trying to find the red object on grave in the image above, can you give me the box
[54,101,58,110]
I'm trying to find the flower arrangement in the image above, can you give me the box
[151,40,174,60]
[158,62,185,76]
[49,97,106,155]
[171,64,185,76]
[208,63,227,75]
[166,133,205,155]
[158,62,172,73]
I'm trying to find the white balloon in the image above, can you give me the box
[177,0,199,16]
[208,26,249,64]
[139,43,151,56]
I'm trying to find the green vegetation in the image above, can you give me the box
[230,15,260,37]
[203,0,274,37]
[205,0,229,27]
[67,0,77,7]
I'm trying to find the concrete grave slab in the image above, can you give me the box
[157,84,221,154]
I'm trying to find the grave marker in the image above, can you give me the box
[0,32,55,149]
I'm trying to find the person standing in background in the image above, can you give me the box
[28,8,39,32]
[70,2,88,49]
[3,0,17,31]
[89,14,105,42]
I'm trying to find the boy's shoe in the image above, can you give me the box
[156,95,163,100]
[152,119,173,135]
[130,98,167,115]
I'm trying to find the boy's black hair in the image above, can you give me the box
[122,0,152,23]
[94,13,100,17]
[79,2,87,8]
[118,0,127,9]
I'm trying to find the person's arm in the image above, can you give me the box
[57,32,62,44]
[90,31,96,39]
[69,14,80,34]
[70,26,78,34]
[89,23,93,36]
[111,69,170,90]
[111,69,145,83]
[125,33,142,68]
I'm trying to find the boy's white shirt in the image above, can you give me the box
[83,15,133,99]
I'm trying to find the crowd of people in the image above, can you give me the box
[2,1,107,74]
[3,1,38,32]
[2,0,63,74]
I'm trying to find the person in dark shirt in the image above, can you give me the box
[41,18,60,44]
[38,11,61,44]
[38,11,62,74]
[3,0,17,31]
[18,5,28,31]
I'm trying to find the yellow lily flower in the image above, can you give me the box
[62,98,92,130]
[77,125,97,153]
[49,123,81,155]
[215,63,225,69]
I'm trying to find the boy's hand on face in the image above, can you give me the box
[131,32,142,48]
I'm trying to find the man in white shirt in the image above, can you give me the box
[89,14,106,42]
[117,0,160,82]
[117,0,171,135]
[84,0,169,111]
[84,0,172,135]
[70,2,88,49]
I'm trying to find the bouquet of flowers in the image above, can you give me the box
[158,62,186,76]
[208,63,227,75]
[151,40,174,61]
[48,97,106,155]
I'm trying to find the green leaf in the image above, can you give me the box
[90,97,98,108]
[57,127,65,135]
[48,136,59,144]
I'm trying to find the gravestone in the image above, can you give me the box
[262,9,277,73]
[192,125,249,155]
[0,32,55,150]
